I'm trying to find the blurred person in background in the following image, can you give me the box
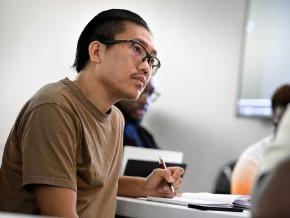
[116,79,160,149]
[252,105,290,218]
[231,84,290,195]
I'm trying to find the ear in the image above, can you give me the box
[88,41,102,63]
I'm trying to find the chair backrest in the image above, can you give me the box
[124,159,187,177]
[213,160,237,194]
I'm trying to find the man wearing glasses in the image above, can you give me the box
[116,79,160,149]
[0,9,184,218]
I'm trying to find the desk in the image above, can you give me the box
[117,197,250,218]
[0,213,45,217]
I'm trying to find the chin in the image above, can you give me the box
[123,91,141,101]
[118,84,142,100]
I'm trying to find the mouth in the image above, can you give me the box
[132,75,146,90]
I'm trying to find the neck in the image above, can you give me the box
[74,70,116,114]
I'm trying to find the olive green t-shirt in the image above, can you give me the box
[0,78,124,218]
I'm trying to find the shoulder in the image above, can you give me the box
[29,79,73,109]
[240,135,274,160]
[234,136,274,176]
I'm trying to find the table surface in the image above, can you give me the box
[117,196,251,218]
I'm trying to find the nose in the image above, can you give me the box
[137,58,151,78]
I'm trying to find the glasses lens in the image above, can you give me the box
[150,57,160,75]
[130,43,146,62]
[130,42,161,75]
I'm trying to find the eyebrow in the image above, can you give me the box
[134,38,157,56]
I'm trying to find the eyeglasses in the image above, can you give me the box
[140,89,160,103]
[99,39,161,76]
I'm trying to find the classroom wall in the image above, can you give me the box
[0,0,272,192]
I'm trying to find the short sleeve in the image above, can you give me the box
[231,155,258,195]
[20,104,80,191]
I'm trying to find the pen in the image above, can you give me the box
[158,156,175,194]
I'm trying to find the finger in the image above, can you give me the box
[153,168,174,183]
[168,166,184,176]
[171,179,183,196]
[173,187,182,197]
[158,185,175,197]
[168,167,184,181]
[173,177,183,188]
[175,192,182,197]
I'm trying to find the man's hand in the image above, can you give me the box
[118,167,184,198]
[144,166,184,197]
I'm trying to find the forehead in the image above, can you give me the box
[115,22,157,55]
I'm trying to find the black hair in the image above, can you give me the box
[73,9,151,72]
[271,84,290,111]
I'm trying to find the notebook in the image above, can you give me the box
[147,192,250,208]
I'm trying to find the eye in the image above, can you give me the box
[131,43,143,55]
[148,57,156,66]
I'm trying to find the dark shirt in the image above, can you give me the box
[123,121,159,149]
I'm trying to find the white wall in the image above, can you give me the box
[0,0,272,192]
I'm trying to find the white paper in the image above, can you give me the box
[147,192,243,206]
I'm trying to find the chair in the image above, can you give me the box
[122,146,185,177]
[213,160,237,194]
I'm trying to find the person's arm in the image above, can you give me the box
[231,156,258,195]
[33,185,79,218]
[118,167,184,198]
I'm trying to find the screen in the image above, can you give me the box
[237,0,290,117]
